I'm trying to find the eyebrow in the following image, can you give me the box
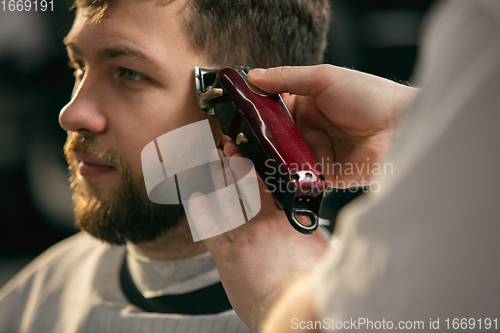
[64,38,154,64]
[64,38,82,54]
[97,46,149,62]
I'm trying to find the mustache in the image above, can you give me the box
[63,133,126,173]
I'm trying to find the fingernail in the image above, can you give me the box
[249,68,266,78]
[188,192,207,211]
[190,192,204,200]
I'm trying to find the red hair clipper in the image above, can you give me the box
[195,66,326,234]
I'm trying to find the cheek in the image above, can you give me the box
[137,82,206,130]
[109,69,212,174]
[115,99,209,179]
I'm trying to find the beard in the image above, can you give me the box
[64,133,185,245]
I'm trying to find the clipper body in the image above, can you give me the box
[195,66,326,234]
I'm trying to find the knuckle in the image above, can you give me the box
[275,66,293,91]
[277,65,293,79]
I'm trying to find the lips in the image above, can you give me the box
[74,153,115,178]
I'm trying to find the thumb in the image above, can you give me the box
[247,65,337,97]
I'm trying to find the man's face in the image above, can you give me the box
[60,0,215,244]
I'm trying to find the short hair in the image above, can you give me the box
[72,0,330,67]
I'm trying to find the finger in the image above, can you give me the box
[228,153,248,174]
[223,139,240,157]
[221,134,231,146]
[223,140,285,211]
[223,152,281,218]
[211,179,245,240]
[187,192,231,255]
[228,156,261,220]
[247,65,339,97]
[227,153,282,212]
[209,150,242,240]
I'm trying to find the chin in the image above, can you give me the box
[76,173,121,201]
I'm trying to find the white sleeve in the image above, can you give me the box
[313,0,500,329]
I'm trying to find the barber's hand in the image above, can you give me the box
[191,65,418,331]
[188,147,330,331]
[225,65,420,187]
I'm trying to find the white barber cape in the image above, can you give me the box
[0,233,251,333]
[314,0,500,331]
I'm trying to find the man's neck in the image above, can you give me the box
[128,218,207,260]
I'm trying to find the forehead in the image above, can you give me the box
[66,0,196,62]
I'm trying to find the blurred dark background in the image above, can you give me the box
[0,0,435,287]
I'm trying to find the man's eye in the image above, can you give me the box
[68,61,86,79]
[121,68,146,81]
[74,68,85,78]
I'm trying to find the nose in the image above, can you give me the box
[59,77,107,134]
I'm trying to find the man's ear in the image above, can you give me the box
[207,116,223,147]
